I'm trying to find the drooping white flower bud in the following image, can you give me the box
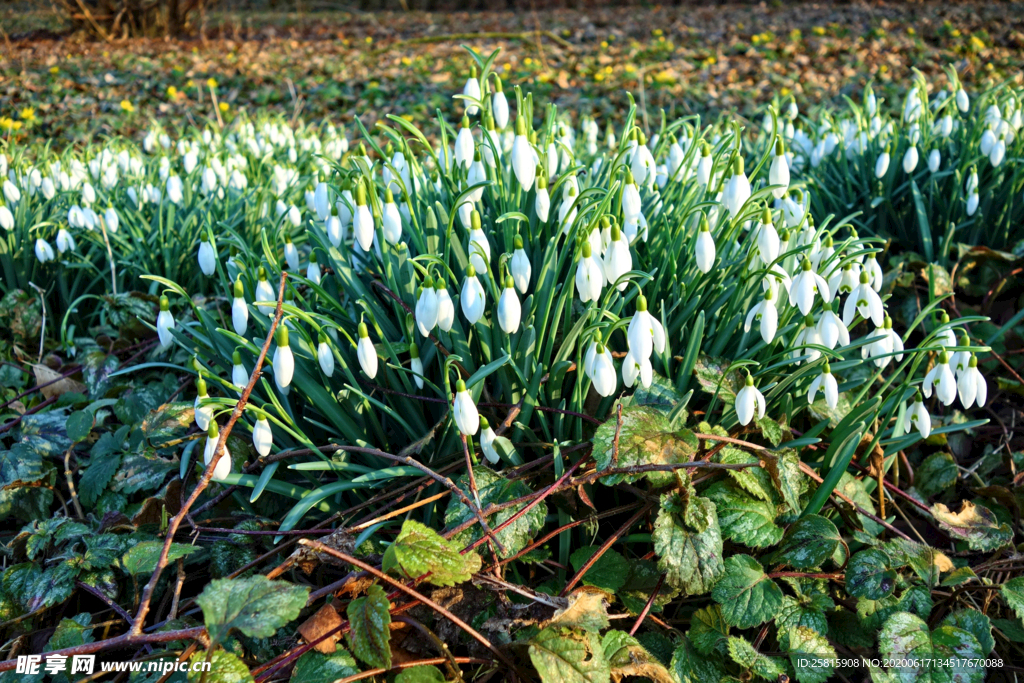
[194,376,213,431]
[510,235,531,294]
[497,276,521,334]
[511,116,536,191]
[409,343,424,390]
[352,182,374,252]
[808,362,839,409]
[435,280,455,332]
[461,265,487,325]
[735,373,766,426]
[356,322,378,379]
[603,222,632,291]
[769,139,790,199]
[204,422,232,482]
[231,350,248,389]
[272,327,294,391]
[452,379,479,436]
[157,295,175,349]
[695,215,715,274]
[198,230,217,276]
[744,289,778,344]
[576,241,604,304]
[923,351,956,406]
[957,354,987,408]
[492,77,509,130]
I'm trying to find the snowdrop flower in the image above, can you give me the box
[252,411,273,457]
[816,302,850,349]
[353,182,374,252]
[104,206,119,233]
[863,316,904,368]
[510,236,531,294]
[497,276,521,334]
[696,143,713,186]
[576,242,605,304]
[533,172,551,222]
[874,147,890,178]
[980,129,996,156]
[735,373,766,426]
[897,392,931,438]
[454,116,475,169]
[314,177,331,221]
[782,191,805,229]
[155,295,175,350]
[956,87,969,113]
[435,280,455,332]
[306,251,321,285]
[935,312,956,348]
[722,157,751,219]
[902,145,919,174]
[326,206,343,247]
[603,223,632,291]
[627,296,667,362]
[0,201,11,231]
[967,192,979,216]
[408,343,424,390]
[40,176,55,200]
[865,85,877,115]
[461,264,487,324]
[843,271,884,327]
[863,253,883,292]
[927,149,941,173]
[621,348,652,389]
[273,327,294,391]
[793,315,823,364]
[452,379,479,436]
[769,139,790,198]
[951,333,972,376]
[283,234,299,271]
[990,136,1006,167]
[204,423,232,482]
[582,336,616,397]
[744,288,778,344]
[923,351,957,406]
[468,210,491,274]
[558,185,579,234]
[416,277,440,337]
[621,170,642,223]
[255,267,276,309]
[957,354,987,408]
[198,230,217,276]
[381,189,402,245]
[492,76,509,129]
[695,215,716,274]
[231,350,248,389]
[356,322,378,379]
[478,417,502,464]
[790,258,831,315]
[461,68,481,116]
[314,332,335,378]
[631,131,655,186]
[808,362,839,409]
[56,228,76,254]
[194,377,213,431]
[511,116,536,191]
[166,175,183,204]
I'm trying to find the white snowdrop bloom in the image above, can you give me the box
[793,316,823,364]
[927,149,941,173]
[497,277,521,334]
[923,351,957,406]
[967,192,979,216]
[980,128,997,156]
[272,327,295,391]
[863,254,883,292]
[252,414,273,458]
[769,139,790,199]
[201,166,218,196]
[667,138,686,181]
[286,204,301,228]
[575,241,604,303]
[194,378,213,431]
[510,236,531,294]
[492,77,509,129]
[381,189,403,245]
[477,417,502,464]
[166,175,183,204]
[603,223,632,291]
[627,296,667,361]
[356,322,378,379]
[897,393,931,438]
[0,203,14,231]
[586,341,617,397]
[467,210,491,274]
[816,302,850,349]
[696,143,713,185]
[231,351,248,389]
[621,171,642,223]
[316,333,335,378]
[461,265,487,325]
[314,179,331,220]
[813,234,835,273]
[41,177,55,200]
[843,271,884,327]
[415,277,440,337]
[902,145,919,174]
[326,208,343,247]
[255,267,276,309]
[198,233,217,276]
[306,251,321,285]
[79,182,95,207]
[283,235,299,271]
[957,355,987,408]
[56,228,76,253]
[409,343,424,390]
[461,69,481,116]
[808,363,839,409]
[735,373,766,426]
[937,114,954,138]
[966,167,979,194]
[744,289,778,344]
[763,263,793,302]
[435,280,455,332]
[695,216,716,274]
[156,295,175,350]
[511,117,536,191]
[457,201,474,231]
[630,133,655,186]
[466,153,486,204]
[956,88,970,113]
[534,174,551,222]
[545,140,559,178]
[862,316,904,368]
[782,191,805,229]
[622,348,653,389]
[352,183,375,252]
[874,149,890,178]
[203,423,232,482]
[558,185,579,234]
[935,312,956,348]
[790,258,831,315]
[454,116,475,169]
[903,88,922,122]
[951,333,972,377]
[722,157,752,219]
[990,137,1006,167]
[452,379,479,436]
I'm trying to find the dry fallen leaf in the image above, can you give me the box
[32,364,86,400]
[297,603,343,654]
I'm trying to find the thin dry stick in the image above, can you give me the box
[335,658,490,683]
[562,502,655,595]
[64,445,84,518]
[298,539,522,674]
[130,272,288,636]
[628,574,665,636]
[0,628,207,672]
[350,490,450,532]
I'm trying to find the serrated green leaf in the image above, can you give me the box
[46,613,94,651]
[66,411,94,442]
[687,604,730,656]
[78,446,122,508]
[197,576,309,645]
[915,452,959,498]
[1001,577,1024,621]
[671,637,724,683]
[772,514,841,569]
[528,627,610,683]
[188,649,254,683]
[712,555,783,629]
[846,549,897,600]
[444,468,546,559]
[931,501,1013,552]
[880,612,986,683]
[780,626,835,683]
[395,665,447,683]
[704,481,783,549]
[119,541,199,576]
[592,406,699,487]
[346,584,392,670]
[569,546,630,594]
[941,609,994,654]
[601,630,674,683]
[290,648,360,683]
[385,519,482,586]
[755,415,785,447]
[726,637,786,680]
[652,493,724,595]
[715,448,777,503]
[883,537,955,587]
[776,594,832,634]
[764,449,804,514]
